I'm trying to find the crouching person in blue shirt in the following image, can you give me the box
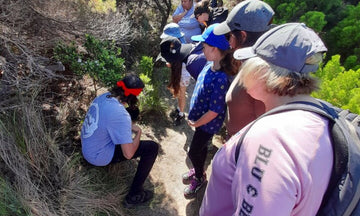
[81,74,159,207]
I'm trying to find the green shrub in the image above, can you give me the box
[313,55,360,114]
[137,56,165,114]
[139,56,154,77]
[54,35,125,92]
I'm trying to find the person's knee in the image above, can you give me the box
[188,145,207,160]
[147,140,159,156]
[153,141,159,154]
[188,148,199,160]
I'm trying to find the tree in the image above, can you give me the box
[264,0,359,70]
[265,0,342,23]
[325,3,360,69]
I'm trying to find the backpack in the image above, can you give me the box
[234,100,360,216]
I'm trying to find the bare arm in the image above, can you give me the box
[172,9,188,23]
[188,110,218,128]
[120,124,141,159]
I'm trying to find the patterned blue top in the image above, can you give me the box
[188,63,229,134]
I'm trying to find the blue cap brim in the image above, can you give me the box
[191,35,205,42]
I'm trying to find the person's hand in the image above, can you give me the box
[131,124,142,134]
[187,119,196,127]
[183,9,188,16]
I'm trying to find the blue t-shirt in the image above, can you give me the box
[173,3,201,43]
[81,93,132,166]
[188,63,229,134]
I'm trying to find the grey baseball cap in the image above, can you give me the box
[233,23,328,73]
[213,0,274,35]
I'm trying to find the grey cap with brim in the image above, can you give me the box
[213,0,274,35]
[233,23,328,73]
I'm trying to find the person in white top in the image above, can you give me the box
[200,23,333,216]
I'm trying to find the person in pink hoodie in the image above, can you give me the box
[200,23,332,216]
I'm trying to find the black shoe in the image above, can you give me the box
[173,114,185,126]
[123,190,153,208]
[170,108,179,119]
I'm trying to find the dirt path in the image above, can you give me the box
[139,80,224,216]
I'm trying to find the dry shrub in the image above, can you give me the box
[0,0,134,52]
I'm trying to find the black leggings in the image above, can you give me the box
[111,140,159,195]
[188,128,213,179]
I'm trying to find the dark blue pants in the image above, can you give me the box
[111,140,159,195]
[188,128,213,179]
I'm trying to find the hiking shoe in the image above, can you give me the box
[184,176,206,199]
[123,190,153,208]
[182,168,206,185]
[182,168,196,185]
[170,108,179,119]
[173,113,185,126]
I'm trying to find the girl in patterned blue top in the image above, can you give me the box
[182,23,231,198]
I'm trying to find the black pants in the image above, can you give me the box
[111,140,159,195]
[188,128,213,179]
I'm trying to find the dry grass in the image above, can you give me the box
[0,33,133,215]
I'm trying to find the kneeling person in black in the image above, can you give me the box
[81,74,159,207]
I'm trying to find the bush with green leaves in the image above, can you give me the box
[313,55,360,114]
[137,56,165,114]
[54,34,125,91]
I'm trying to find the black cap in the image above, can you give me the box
[122,74,144,89]
[117,74,145,96]
[157,36,193,63]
